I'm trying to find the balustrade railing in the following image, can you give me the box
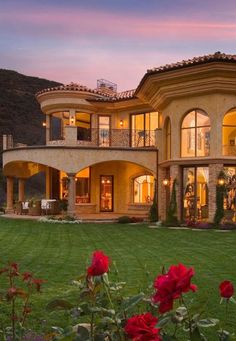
[49,128,157,148]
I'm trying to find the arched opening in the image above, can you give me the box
[133,174,154,204]
[181,109,210,157]
[222,109,236,156]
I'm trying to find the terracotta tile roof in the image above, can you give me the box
[146,51,236,75]
[95,89,136,102]
[36,82,112,97]
[36,82,136,102]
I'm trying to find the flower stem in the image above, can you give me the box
[102,276,124,341]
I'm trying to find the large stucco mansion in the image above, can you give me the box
[3,52,236,222]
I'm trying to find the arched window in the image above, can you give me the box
[222,109,236,156]
[181,110,210,157]
[133,175,154,203]
[165,117,171,160]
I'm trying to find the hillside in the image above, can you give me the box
[0,69,62,205]
[0,69,62,149]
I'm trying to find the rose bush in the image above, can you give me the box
[1,252,235,340]
[0,262,45,341]
[46,250,236,341]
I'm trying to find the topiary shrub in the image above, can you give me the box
[164,178,179,226]
[149,182,158,222]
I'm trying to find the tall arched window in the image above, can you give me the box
[133,175,154,203]
[181,110,210,157]
[165,117,171,160]
[222,109,236,156]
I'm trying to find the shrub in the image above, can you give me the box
[117,215,132,224]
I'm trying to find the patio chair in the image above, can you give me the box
[15,201,29,215]
[28,200,42,216]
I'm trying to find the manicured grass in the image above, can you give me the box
[0,217,236,336]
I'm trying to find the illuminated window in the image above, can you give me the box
[76,112,91,141]
[133,175,154,203]
[181,110,210,157]
[131,112,158,147]
[222,110,236,156]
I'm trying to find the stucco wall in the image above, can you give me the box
[3,147,157,176]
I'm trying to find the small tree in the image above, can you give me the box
[214,171,226,226]
[165,178,179,226]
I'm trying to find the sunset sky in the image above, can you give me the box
[1,0,236,91]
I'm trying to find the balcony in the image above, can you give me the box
[47,127,157,149]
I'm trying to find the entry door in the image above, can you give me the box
[100,176,113,212]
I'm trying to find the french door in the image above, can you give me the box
[100,175,113,212]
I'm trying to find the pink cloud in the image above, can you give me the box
[1,7,236,41]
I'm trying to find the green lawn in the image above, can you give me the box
[0,217,236,337]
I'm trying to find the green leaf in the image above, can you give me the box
[197,318,219,328]
[120,292,145,311]
[156,316,172,328]
[46,299,74,311]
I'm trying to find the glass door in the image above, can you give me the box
[182,167,209,221]
[100,176,113,212]
[99,116,110,147]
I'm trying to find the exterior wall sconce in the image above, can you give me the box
[162,178,170,186]
[218,177,225,186]
[70,117,75,125]
[42,122,46,127]
[119,120,124,127]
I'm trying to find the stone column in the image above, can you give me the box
[46,167,51,199]
[18,178,25,202]
[6,177,14,212]
[208,163,224,222]
[67,173,76,216]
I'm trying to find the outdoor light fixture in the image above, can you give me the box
[70,117,75,125]
[162,178,170,186]
[42,122,46,127]
[218,177,225,186]
[119,119,124,127]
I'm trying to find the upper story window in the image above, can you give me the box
[131,112,158,147]
[222,109,236,156]
[75,112,91,141]
[181,110,210,157]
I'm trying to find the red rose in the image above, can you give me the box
[219,280,234,299]
[153,264,197,314]
[125,312,162,341]
[87,250,110,277]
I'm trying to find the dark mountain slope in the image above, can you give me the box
[0,69,62,148]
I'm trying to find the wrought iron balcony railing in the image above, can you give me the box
[48,128,157,148]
